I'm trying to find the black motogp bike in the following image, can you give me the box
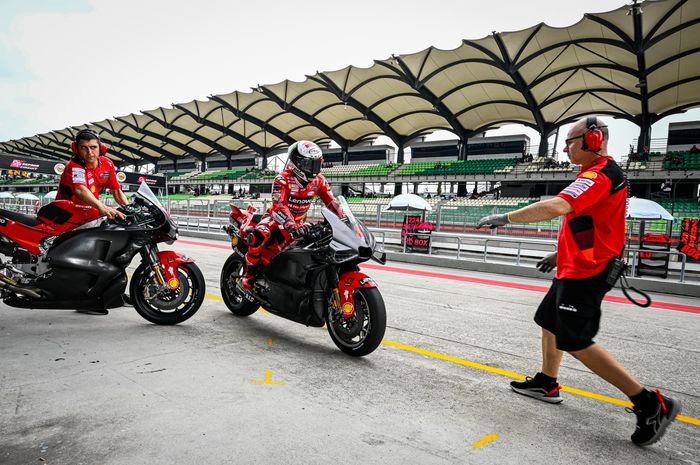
[0,182,205,324]
[220,197,387,356]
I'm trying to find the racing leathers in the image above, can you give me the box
[241,168,344,289]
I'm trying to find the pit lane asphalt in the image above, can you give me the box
[1,236,698,465]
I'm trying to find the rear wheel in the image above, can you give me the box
[326,287,386,357]
[130,262,205,325]
[220,254,258,316]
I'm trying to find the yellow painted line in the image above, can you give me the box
[203,293,700,426]
[249,369,285,385]
[382,339,524,379]
[472,434,498,449]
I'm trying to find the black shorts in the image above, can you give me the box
[534,266,613,352]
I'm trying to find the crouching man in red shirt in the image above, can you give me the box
[57,129,127,220]
[477,116,680,447]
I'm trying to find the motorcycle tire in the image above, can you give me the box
[130,261,205,325]
[326,287,386,357]
[220,254,259,317]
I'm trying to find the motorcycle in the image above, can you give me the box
[220,197,387,356]
[0,182,205,324]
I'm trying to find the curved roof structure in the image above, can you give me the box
[2,0,699,166]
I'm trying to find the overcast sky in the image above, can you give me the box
[1,0,699,160]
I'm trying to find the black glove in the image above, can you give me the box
[289,222,312,239]
[476,213,510,229]
[536,252,557,273]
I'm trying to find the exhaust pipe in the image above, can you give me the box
[0,273,42,299]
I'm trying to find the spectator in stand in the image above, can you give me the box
[689,144,700,154]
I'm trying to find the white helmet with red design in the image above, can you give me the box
[286,140,323,184]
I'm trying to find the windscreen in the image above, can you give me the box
[136,182,166,212]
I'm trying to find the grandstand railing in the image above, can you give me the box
[167,215,692,283]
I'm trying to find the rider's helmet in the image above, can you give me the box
[286,140,323,185]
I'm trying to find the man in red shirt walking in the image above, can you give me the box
[477,116,680,446]
[57,129,126,220]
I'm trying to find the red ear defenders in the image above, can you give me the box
[71,129,108,155]
[581,116,604,152]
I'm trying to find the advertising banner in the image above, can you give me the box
[116,171,166,189]
[0,153,66,176]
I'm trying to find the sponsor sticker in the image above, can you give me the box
[581,171,598,179]
[561,178,595,199]
[358,277,374,286]
[116,172,127,183]
[299,141,322,157]
[72,167,86,184]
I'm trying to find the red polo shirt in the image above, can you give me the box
[556,156,627,279]
[57,156,120,205]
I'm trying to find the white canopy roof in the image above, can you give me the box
[2,0,699,165]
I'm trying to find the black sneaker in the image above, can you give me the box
[510,373,563,404]
[628,389,681,446]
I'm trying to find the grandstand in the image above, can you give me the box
[395,159,515,177]
[663,151,700,170]
[190,169,248,181]
[322,163,398,178]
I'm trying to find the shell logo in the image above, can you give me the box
[342,303,354,315]
[581,171,598,179]
[54,163,65,175]
[116,172,127,183]
[168,278,179,289]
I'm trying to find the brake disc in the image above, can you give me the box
[146,270,191,310]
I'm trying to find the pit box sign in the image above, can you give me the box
[678,218,700,262]
[401,215,434,252]
[401,215,422,246]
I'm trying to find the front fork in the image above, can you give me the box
[141,244,166,286]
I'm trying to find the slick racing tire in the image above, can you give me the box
[327,287,386,357]
[220,254,259,317]
[130,262,205,325]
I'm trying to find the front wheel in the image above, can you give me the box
[130,261,205,325]
[220,254,258,316]
[327,287,386,357]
